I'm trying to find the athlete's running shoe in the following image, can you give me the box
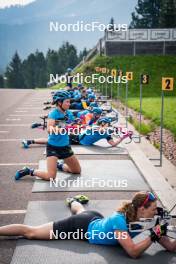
[65,195,89,207]
[31,123,41,129]
[15,167,31,180]
[22,139,29,149]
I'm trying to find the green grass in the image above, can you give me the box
[50,82,79,90]
[128,115,156,135]
[80,55,176,137]
[38,55,176,138]
[127,97,176,137]
[49,83,66,89]
[35,83,65,90]
[80,55,176,98]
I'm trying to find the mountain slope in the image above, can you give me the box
[0,0,137,72]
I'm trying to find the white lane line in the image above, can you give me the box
[6,118,21,121]
[20,104,39,107]
[0,124,31,127]
[0,163,38,166]
[15,110,28,113]
[0,131,9,133]
[0,139,24,141]
[9,114,43,117]
[0,210,26,215]
[17,107,42,110]
[0,139,43,142]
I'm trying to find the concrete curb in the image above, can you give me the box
[125,140,176,213]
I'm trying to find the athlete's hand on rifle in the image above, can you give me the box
[150,223,168,242]
[160,223,168,236]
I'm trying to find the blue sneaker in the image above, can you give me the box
[22,139,29,149]
[15,167,31,180]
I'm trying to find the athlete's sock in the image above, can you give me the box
[30,168,35,176]
[27,140,35,145]
[57,162,64,171]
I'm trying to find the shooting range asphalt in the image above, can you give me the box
[0,89,154,263]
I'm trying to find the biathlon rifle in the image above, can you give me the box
[31,114,86,131]
[128,207,176,239]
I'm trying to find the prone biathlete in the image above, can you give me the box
[21,116,130,149]
[15,90,81,181]
[69,117,132,147]
[22,107,103,149]
[0,192,175,258]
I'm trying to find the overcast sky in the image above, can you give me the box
[0,0,35,8]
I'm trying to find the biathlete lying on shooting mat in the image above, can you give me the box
[69,117,133,147]
[43,85,95,110]
[22,106,103,148]
[15,90,81,181]
[30,103,102,130]
[21,117,133,151]
[0,192,175,259]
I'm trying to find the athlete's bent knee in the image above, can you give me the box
[72,167,81,174]
[25,228,36,240]
[45,172,56,180]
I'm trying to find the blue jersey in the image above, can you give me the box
[47,108,73,147]
[73,90,81,100]
[71,102,84,110]
[66,110,75,122]
[87,212,140,245]
[79,128,112,145]
[89,102,98,108]
[77,110,89,118]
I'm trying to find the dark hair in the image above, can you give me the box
[118,192,157,222]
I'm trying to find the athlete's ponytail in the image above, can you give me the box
[117,192,157,222]
[118,202,136,222]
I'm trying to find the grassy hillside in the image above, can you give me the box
[49,55,176,136]
[78,55,176,137]
[78,55,176,98]
[128,97,176,137]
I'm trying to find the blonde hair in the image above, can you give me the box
[118,192,157,222]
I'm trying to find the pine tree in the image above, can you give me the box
[34,50,47,87]
[23,54,36,88]
[159,0,176,28]
[67,43,78,69]
[58,42,78,74]
[4,43,86,89]
[46,49,59,78]
[5,52,24,88]
[79,48,89,61]
[0,75,4,88]
[130,0,161,28]
[109,17,115,30]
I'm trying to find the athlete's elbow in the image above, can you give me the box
[108,141,115,147]
[128,251,139,259]
[126,247,141,259]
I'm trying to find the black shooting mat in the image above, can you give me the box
[10,200,176,264]
[32,160,149,192]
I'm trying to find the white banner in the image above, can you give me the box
[106,28,175,41]
[151,29,170,40]
[129,30,148,40]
